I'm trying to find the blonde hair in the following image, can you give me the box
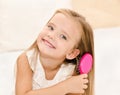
[26,9,94,95]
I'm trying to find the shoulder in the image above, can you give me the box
[17,52,27,63]
[16,52,31,72]
[17,52,28,65]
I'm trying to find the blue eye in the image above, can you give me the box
[48,25,54,31]
[60,34,67,40]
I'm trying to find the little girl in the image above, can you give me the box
[15,9,94,95]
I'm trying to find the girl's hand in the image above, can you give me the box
[65,74,88,94]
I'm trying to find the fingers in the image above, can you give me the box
[80,85,88,93]
[80,74,89,84]
[81,80,88,94]
[83,84,88,89]
[83,79,88,84]
[81,74,88,78]
[81,74,89,91]
[80,89,85,93]
[70,74,89,94]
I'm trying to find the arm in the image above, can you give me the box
[15,53,67,95]
[15,53,88,95]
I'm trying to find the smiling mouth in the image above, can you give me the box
[42,38,56,49]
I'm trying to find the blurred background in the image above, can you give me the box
[0,0,120,51]
[0,0,120,95]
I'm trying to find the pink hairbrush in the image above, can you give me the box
[78,53,93,74]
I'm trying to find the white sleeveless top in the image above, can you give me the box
[26,49,76,89]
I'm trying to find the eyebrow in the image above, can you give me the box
[48,22,56,27]
[48,22,71,39]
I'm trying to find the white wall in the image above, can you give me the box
[0,0,72,52]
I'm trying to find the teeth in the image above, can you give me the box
[43,39,55,48]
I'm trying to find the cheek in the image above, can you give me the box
[37,32,45,40]
[58,42,73,53]
[37,33,43,46]
[37,34,41,42]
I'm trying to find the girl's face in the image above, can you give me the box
[37,13,82,60]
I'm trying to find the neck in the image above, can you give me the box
[39,54,64,71]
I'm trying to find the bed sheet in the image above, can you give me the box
[0,51,23,95]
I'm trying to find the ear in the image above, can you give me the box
[66,49,80,60]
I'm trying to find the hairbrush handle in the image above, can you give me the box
[78,53,93,74]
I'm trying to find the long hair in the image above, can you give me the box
[54,9,95,95]
[26,9,94,95]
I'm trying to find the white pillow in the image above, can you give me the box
[94,27,120,95]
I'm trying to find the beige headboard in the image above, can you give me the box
[71,0,120,29]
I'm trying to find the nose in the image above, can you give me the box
[47,31,56,39]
